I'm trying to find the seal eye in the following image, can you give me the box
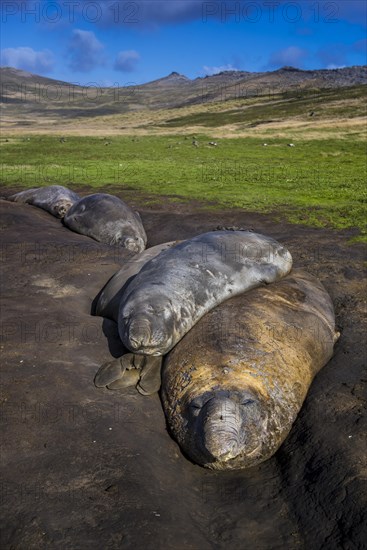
[241,398,255,406]
[189,399,203,417]
[121,313,131,321]
[190,407,201,418]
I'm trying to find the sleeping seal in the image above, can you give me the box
[94,231,292,394]
[95,241,179,321]
[161,269,340,470]
[8,185,80,218]
[116,231,292,356]
[64,193,147,253]
[94,241,179,393]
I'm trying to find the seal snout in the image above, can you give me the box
[55,201,72,219]
[201,396,242,461]
[124,237,146,253]
[127,319,152,350]
[205,435,239,461]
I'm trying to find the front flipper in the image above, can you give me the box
[94,353,137,389]
[94,354,162,395]
[108,368,140,390]
[94,356,126,387]
[137,356,163,396]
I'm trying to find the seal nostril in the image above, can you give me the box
[128,319,152,351]
[129,337,140,349]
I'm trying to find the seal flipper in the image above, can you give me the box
[108,369,141,389]
[94,357,126,387]
[94,353,140,389]
[94,353,162,394]
[137,357,163,396]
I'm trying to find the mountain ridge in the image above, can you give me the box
[2,64,367,89]
[1,65,366,130]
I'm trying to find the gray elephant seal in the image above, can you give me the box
[8,185,80,218]
[94,241,179,394]
[95,241,179,321]
[116,231,292,356]
[161,269,340,470]
[64,193,147,252]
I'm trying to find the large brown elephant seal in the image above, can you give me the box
[94,231,292,395]
[64,193,147,253]
[161,269,340,470]
[8,185,80,218]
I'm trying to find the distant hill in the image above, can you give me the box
[1,65,367,110]
[1,65,366,133]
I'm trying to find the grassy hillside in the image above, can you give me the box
[1,135,365,241]
[1,67,365,241]
[161,86,367,128]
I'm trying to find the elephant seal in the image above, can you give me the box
[94,231,292,395]
[64,193,147,253]
[8,185,80,218]
[95,241,179,321]
[116,231,292,356]
[161,269,340,470]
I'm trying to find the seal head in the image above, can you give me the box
[119,288,178,355]
[188,389,265,465]
[8,185,80,218]
[52,199,74,218]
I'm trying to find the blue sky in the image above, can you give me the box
[0,0,366,85]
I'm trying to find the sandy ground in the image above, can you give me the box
[0,188,366,549]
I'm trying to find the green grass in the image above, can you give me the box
[1,134,366,241]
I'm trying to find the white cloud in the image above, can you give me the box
[0,47,55,74]
[326,64,347,70]
[114,50,140,72]
[202,64,239,76]
[68,29,105,73]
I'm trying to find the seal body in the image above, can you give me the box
[95,241,178,321]
[64,193,147,252]
[8,185,80,218]
[118,231,293,356]
[161,269,339,470]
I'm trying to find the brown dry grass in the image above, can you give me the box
[2,114,366,141]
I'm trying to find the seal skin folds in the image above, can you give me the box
[64,193,147,252]
[161,270,340,470]
[118,231,293,356]
[8,185,80,218]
